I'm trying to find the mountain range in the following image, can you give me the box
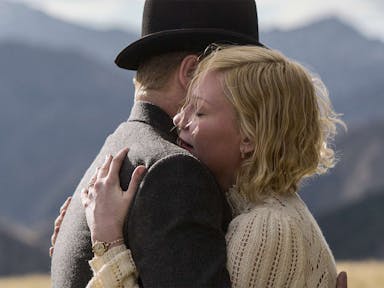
[0,1,383,275]
[318,187,384,260]
[263,17,384,127]
[0,1,136,66]
[0,217,48,275]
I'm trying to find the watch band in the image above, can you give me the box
[92,238,124,257]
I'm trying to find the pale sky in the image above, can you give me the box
[7,0,384,41]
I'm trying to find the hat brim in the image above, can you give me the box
[115,29,263,70]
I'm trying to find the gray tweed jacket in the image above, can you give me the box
[51,101,231,288]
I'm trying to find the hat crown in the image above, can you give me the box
[142,0,259,41]
[116,0,262,70]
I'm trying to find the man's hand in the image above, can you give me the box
[336,271,347,288]
[49,196,72,257]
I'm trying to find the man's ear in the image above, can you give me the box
[178,55,198,89]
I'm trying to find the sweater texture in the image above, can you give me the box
[225,190,337,287]
[87,191,337,287]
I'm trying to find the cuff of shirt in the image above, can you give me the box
[88,245,138,287]
[89,244,133,272]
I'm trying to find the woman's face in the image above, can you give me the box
[175,71,243,191]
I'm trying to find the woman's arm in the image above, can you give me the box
[86,245,139,288]
[51,197,139,288]
[79,148,146,288]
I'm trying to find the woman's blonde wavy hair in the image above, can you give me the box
[186,45,345,202]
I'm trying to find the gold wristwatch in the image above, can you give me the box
[92,238,124,257]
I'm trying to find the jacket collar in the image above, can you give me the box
[128,101,178,143]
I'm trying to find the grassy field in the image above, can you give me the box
[0,274,50,288]
[0,261,383,287]
[337,260,384,287]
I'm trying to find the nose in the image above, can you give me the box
[173,111,183,127]
[173,109,191,130]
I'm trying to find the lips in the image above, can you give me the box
[177,137,194,152]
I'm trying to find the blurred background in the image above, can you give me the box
[0,0,383,285]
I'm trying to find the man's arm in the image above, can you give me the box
[51,192,94,288]
[126,153,231,288]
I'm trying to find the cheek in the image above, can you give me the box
[193,121,241,169]
[190,121,215,150]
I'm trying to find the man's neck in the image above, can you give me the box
[135,89,182,118]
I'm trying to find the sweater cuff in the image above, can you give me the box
[89,244,128,273]
[88,246,138,287]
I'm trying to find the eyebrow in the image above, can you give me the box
[194,96,213,106]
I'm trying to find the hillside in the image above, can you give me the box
[0,42,134,225]
[263,17,384,127]
[0,1,137,66]
[0,220,48,275]
[300,121,384,215]
[318,188,384,259]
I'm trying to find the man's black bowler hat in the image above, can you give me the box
[115,0,264,70]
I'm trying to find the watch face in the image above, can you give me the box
[93,242,107,257]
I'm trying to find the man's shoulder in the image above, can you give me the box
[131,152,225,215]
[128,152,228,241]
[103,119,180,160]
[149,151,213,182]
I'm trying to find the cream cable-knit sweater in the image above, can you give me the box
[87,191,337,288]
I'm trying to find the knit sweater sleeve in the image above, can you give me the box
[86,245,139,288]
[225,207,307,287]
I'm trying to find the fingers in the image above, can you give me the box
[52,196,72,245]
[108,147,129,181]
[83,148,130,210]
[336,271,347,288]
[123,165,147,201]
[88,155,113,190]
[88,149,129,189]
[88,171,98,189]
[51,225,60,247]
[80,188,90,208]
[49,246,54,257]
[60,196,72,213]
[97,154,113,179]
[50,196,72,257]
